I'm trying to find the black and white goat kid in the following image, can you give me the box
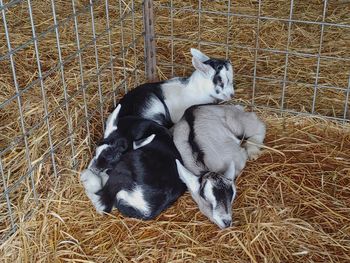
[80,105,186,219]
[173,104,266,229]
[116,48,235,127]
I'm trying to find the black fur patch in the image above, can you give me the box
[152,91,173,128]
[236,134,244,141]
[184,107,206,167]
[94,116,186,220]
[116,81,174,128]
[212,179,233,213]
[199,180,207,201]
[204,58,230,87]
[178,77,189,84]
[94,136,129,171]
[236,134,249,144]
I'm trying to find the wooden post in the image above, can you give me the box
[143,0,158,82]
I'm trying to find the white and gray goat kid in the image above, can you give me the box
[116,48,235,127]
[173,104,266,229]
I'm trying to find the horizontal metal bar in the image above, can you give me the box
[1,67,139,200]
[1,137,67,200]
[0,0,100,61]
[155,4,350,29]
[0,55,143,157]
[157,62,349,92]
[0,0,22,12]
[0,224,18,245]
[0,156,15,229]
[156,35,350,62]
[241,74,349,92]
[0,12,142,110]
[0,202,35,245]
[252,104,349,123]
[343,75,350,122]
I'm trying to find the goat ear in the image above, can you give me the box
[191,48,210,62]
[224,161,236,181]
[133,134,155,150]
[192,57,215,77]
[104,104,121,138]
[175,159,200,192]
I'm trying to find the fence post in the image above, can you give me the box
[143,0,158,82]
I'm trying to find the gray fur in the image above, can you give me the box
[173,104,266,228]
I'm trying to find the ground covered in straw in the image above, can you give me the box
[1,114,350,262]
[1,0,350,262]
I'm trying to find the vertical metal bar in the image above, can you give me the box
[72,0,91,144]
[280,0,295,111]
[343,75,350,122]
[197,0,202,50]
[143,0,158,82]
[105,0,117,106]
[119,0,128,91]
[50,0,76,167]
[1,0,38,204]
[27,0,57,176]
[131,0,139,86]
[89,0,105,131]
[251,0,262,106]
[311,0,328,114]
[170,0,174,77]
[225,0,231,59]
[0,157,15,229]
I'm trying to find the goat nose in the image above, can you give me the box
[230,93,234,99]
[223,219,232,228]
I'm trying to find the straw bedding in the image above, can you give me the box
[1,114,350,262]
[1,0,350,262]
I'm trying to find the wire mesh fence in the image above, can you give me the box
[153,0,350,122]
[0,0,146,242]
[1,0,349,242]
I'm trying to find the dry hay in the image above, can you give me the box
[0,0,146,246]
[1,114,350,262]
[1,0,350,262]
[153,0,350,119]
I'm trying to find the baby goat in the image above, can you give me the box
[173,104,266,228]
[116,48,235,127]
[80,105,186,219]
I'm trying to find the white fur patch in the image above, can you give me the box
[133,134,156,150]
[175,159,200,192]
[80,169,107,214]
[218,65,234,100]
[163,74,214,123]
[143,96,166,123]
[230,134,241,146]
[191,48,210,62]
[220,68,229,87]
[192,57,214,77]
[204,180,217,208]
[226,64,234,84]
[95,144,109,159]
[233,104,245,111]
[88,144,110,170]
[104,104,121,138]
[224,161,236,181]
[116,186,150,216]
